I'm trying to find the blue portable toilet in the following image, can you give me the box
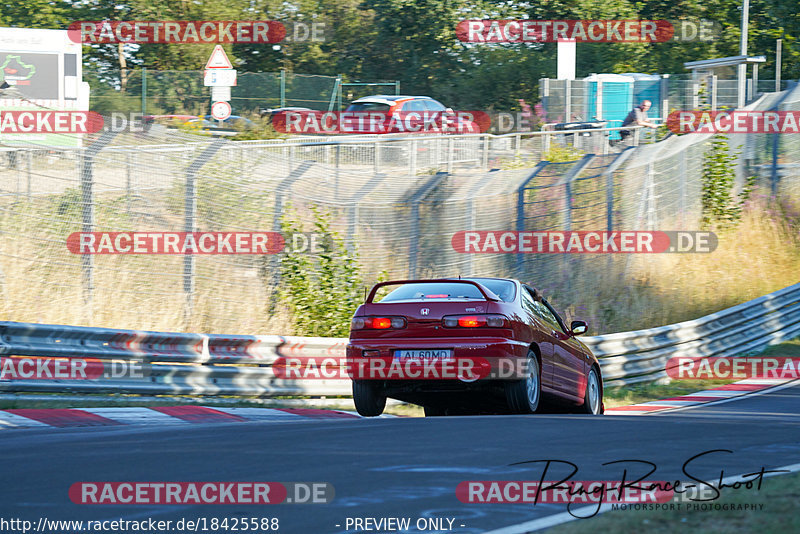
[585,74,634,140]
[622,73,663,121]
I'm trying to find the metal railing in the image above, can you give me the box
[2,282,798,396]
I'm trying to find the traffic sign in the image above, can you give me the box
[211,101,232,121]
[211,86,231,101]
[205,45,233,69]
[204,69,237,87]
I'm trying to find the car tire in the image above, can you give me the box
[353,380,386,417]
[423,405,447,417]
[505,350,540,414]
[581,367,603,415]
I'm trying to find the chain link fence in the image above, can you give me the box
[1,84,799,336]
[90,70,340,116]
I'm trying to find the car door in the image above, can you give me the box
[531,295,586,400]
[519,287,555,390]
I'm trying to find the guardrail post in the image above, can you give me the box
[184,139,225,324]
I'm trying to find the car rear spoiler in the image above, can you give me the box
[365,279,501,303]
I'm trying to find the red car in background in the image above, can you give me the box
[344,95,482,134]
[346,278,603,417]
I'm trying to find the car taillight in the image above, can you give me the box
[442,314,507,328]
[351,316,406,330]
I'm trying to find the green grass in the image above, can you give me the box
[550,470,800,534]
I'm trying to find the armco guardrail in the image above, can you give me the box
[1,282,799,395]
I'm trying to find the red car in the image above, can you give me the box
[346,278,603,417]
[344,95,481,134]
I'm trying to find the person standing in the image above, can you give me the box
[614,100,657,145]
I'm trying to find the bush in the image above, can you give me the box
[278,207,363,337]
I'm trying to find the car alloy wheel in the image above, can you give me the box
[583,368,602,415]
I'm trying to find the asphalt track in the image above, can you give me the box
[2,381,799,534]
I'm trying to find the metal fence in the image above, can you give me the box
[540,75,795,124]
[1,84,800,336]
[91,70,341,116]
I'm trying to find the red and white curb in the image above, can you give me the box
[0,406,395,429]
[604,377,796,415]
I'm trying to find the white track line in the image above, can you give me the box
[483,460,800,534]
[0,412,50,428]
[80,407,191,425]
[657,378,800,414]
[211,407,309,420]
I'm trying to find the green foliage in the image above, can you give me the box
[544,144,585,163]
[701,135,754,229]
[279,207,363,337]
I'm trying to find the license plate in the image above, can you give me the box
[394,349,452,360]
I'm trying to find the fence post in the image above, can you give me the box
[447,137,454,173]
[183,139,225,324]
[80,131,119,322]
[482,135,489,169]
[565,80,572,121]
[711,74,718,111]
[515,162,549,278]
[126,152,132,213]
[374,140,380,173]
[335,143,340,200]
[26,150,31,200]
[280,69,286,108]
[679,150,687,227]
[596,80,603,120]
[409,139,417,175]
[141,67,147,118]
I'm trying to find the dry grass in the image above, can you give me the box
[0,196,798,336]
[556,205,800,334]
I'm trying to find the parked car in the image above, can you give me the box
[346,277,603,417]
[344,95,481,134]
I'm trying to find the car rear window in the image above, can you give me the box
[378,280,514,302]
[465,279,516,302]
[379,283,488,302]
[345,102,391,112]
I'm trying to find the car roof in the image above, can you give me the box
[350,95,435,105]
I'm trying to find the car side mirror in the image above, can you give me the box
[570,320,588,336]
[445,107,454,114]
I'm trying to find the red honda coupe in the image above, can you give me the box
[346,278,603,417]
